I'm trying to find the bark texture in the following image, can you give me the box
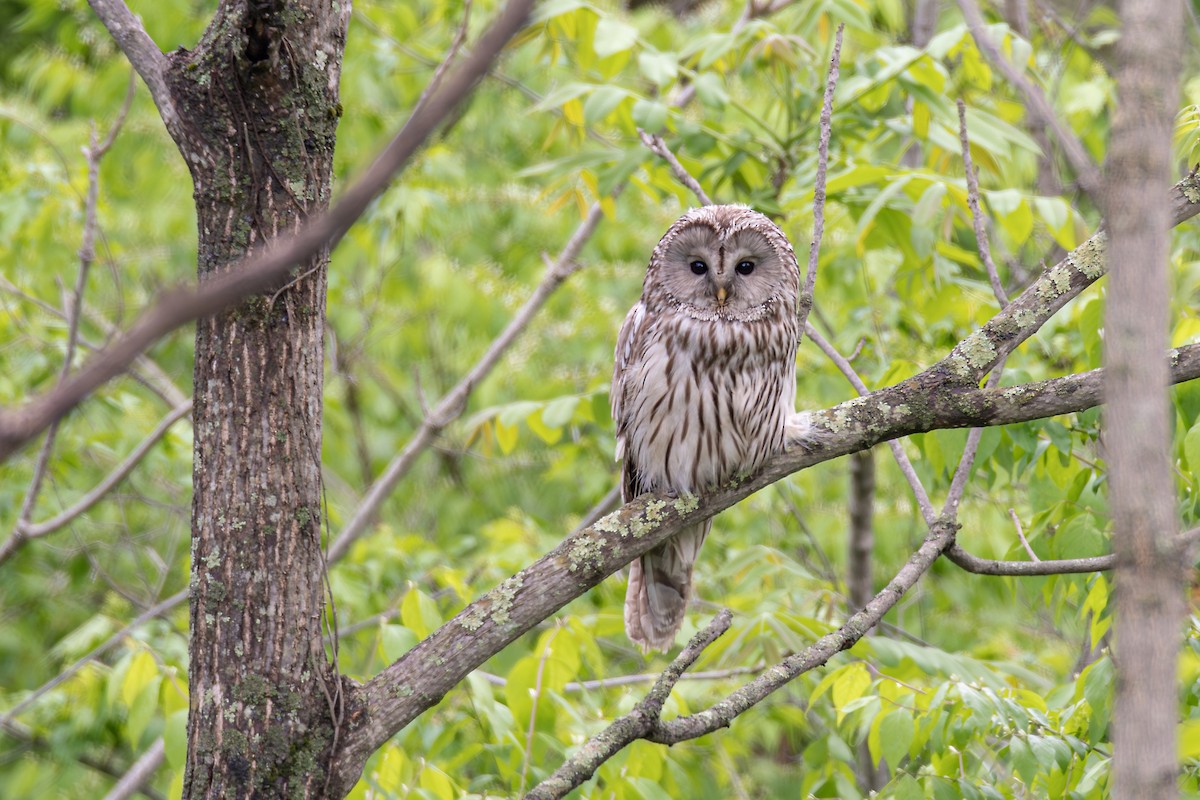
[167,2,352,796]
[1105,0,1185,797]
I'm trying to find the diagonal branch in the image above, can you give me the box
[327,194,616,562]
[86,0,182,142]
[956,0,1102,201]
[0,0,537,462]
[638,130,714,206]
[342,334,1200,760]
[648,518,958,743]
[525,610,734,799]
[1,400,192,564]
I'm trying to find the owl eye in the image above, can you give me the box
[689,260,708,275]
[735,260,756,275]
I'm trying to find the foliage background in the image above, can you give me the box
[2,0,1200,797]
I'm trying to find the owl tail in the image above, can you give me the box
[624,521,712,653]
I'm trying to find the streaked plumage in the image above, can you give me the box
[613,204,800,652]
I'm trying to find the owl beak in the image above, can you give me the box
[715,286,728,306]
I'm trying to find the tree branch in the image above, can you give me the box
[798,24,843,332]
[86,0,182,142]
[101,736,165,800]
[957,98,1009,308]
[341,331,1200,760]
[956,0,1102,201]
[0,0,537,462]
[638,130,714,206]
[327,194,615,562]
[1,400,192,564]
[525,610,734,799]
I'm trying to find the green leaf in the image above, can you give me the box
[121,650,158,707]
[880,708,915,768]
[164,709,189,770]
[380,624,419,662]
[638,51,678,87]
[632,98,668,132]
[593,17,637,58]
[583,85,628,125]
[400,586,442,638]
[693,73,729,108]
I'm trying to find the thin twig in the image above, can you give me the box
[327,194,616,562]
[102,737,165,800]
[804,322,937,522]
[0,589,187,730]
[645,519,957,743]
[14,118,116,550]
[1010,508,1039,561]
[0,719,164,800]
[798,24,843,332]
[474,661,767,692]
[412,0,472,120]
[638,130,713,206]
[2,401,193,563]
[525,610,734,799]
[942,364,1006,518]
[956,0,1101,201]
[957,98,1009,307]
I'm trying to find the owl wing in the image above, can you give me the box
[612,301,649,502]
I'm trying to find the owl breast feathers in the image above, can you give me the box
[612,204,800,652]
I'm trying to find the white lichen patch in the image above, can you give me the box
[568,532,605,572]
[458,604,488,632]
[490,575,524,625]
[593,512,625,536]
[672,493,699,513]
[957,333,998,372]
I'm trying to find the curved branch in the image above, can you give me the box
[340,337,1200,762]
[327,194,614,562]
[956,0,1102,200]
[86,0,182,142]
[1,400,192,564]
[638,130,714,206]
[526,610,734,799]
[0,0,537,462]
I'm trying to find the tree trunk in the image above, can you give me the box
[165,2,353,796]
[1106,0,1185,797]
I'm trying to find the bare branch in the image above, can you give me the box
[956,0,1102,200]
[525,610,734,799]
[957,98,1010,308]
[646,520,957,743]
[943,364,1006,516]
[1010,508,1039,561]
[102,737,165,800]
[804,322,937,522]
[0,589,187,730]
[638,130,713,206]
[0,718,164,800]
[86,0,181,142]
[14,117,123,557]
[798,24,843,332]
[327,194,614,562]
[0,0,537,462]
[1,401,192,563]
[945,544,1110,575]
[411,0,472,119]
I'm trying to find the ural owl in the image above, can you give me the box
[612,204,801,652]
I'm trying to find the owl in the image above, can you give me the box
[612,204,801,652]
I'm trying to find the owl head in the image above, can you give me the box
[642,204,801,321]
